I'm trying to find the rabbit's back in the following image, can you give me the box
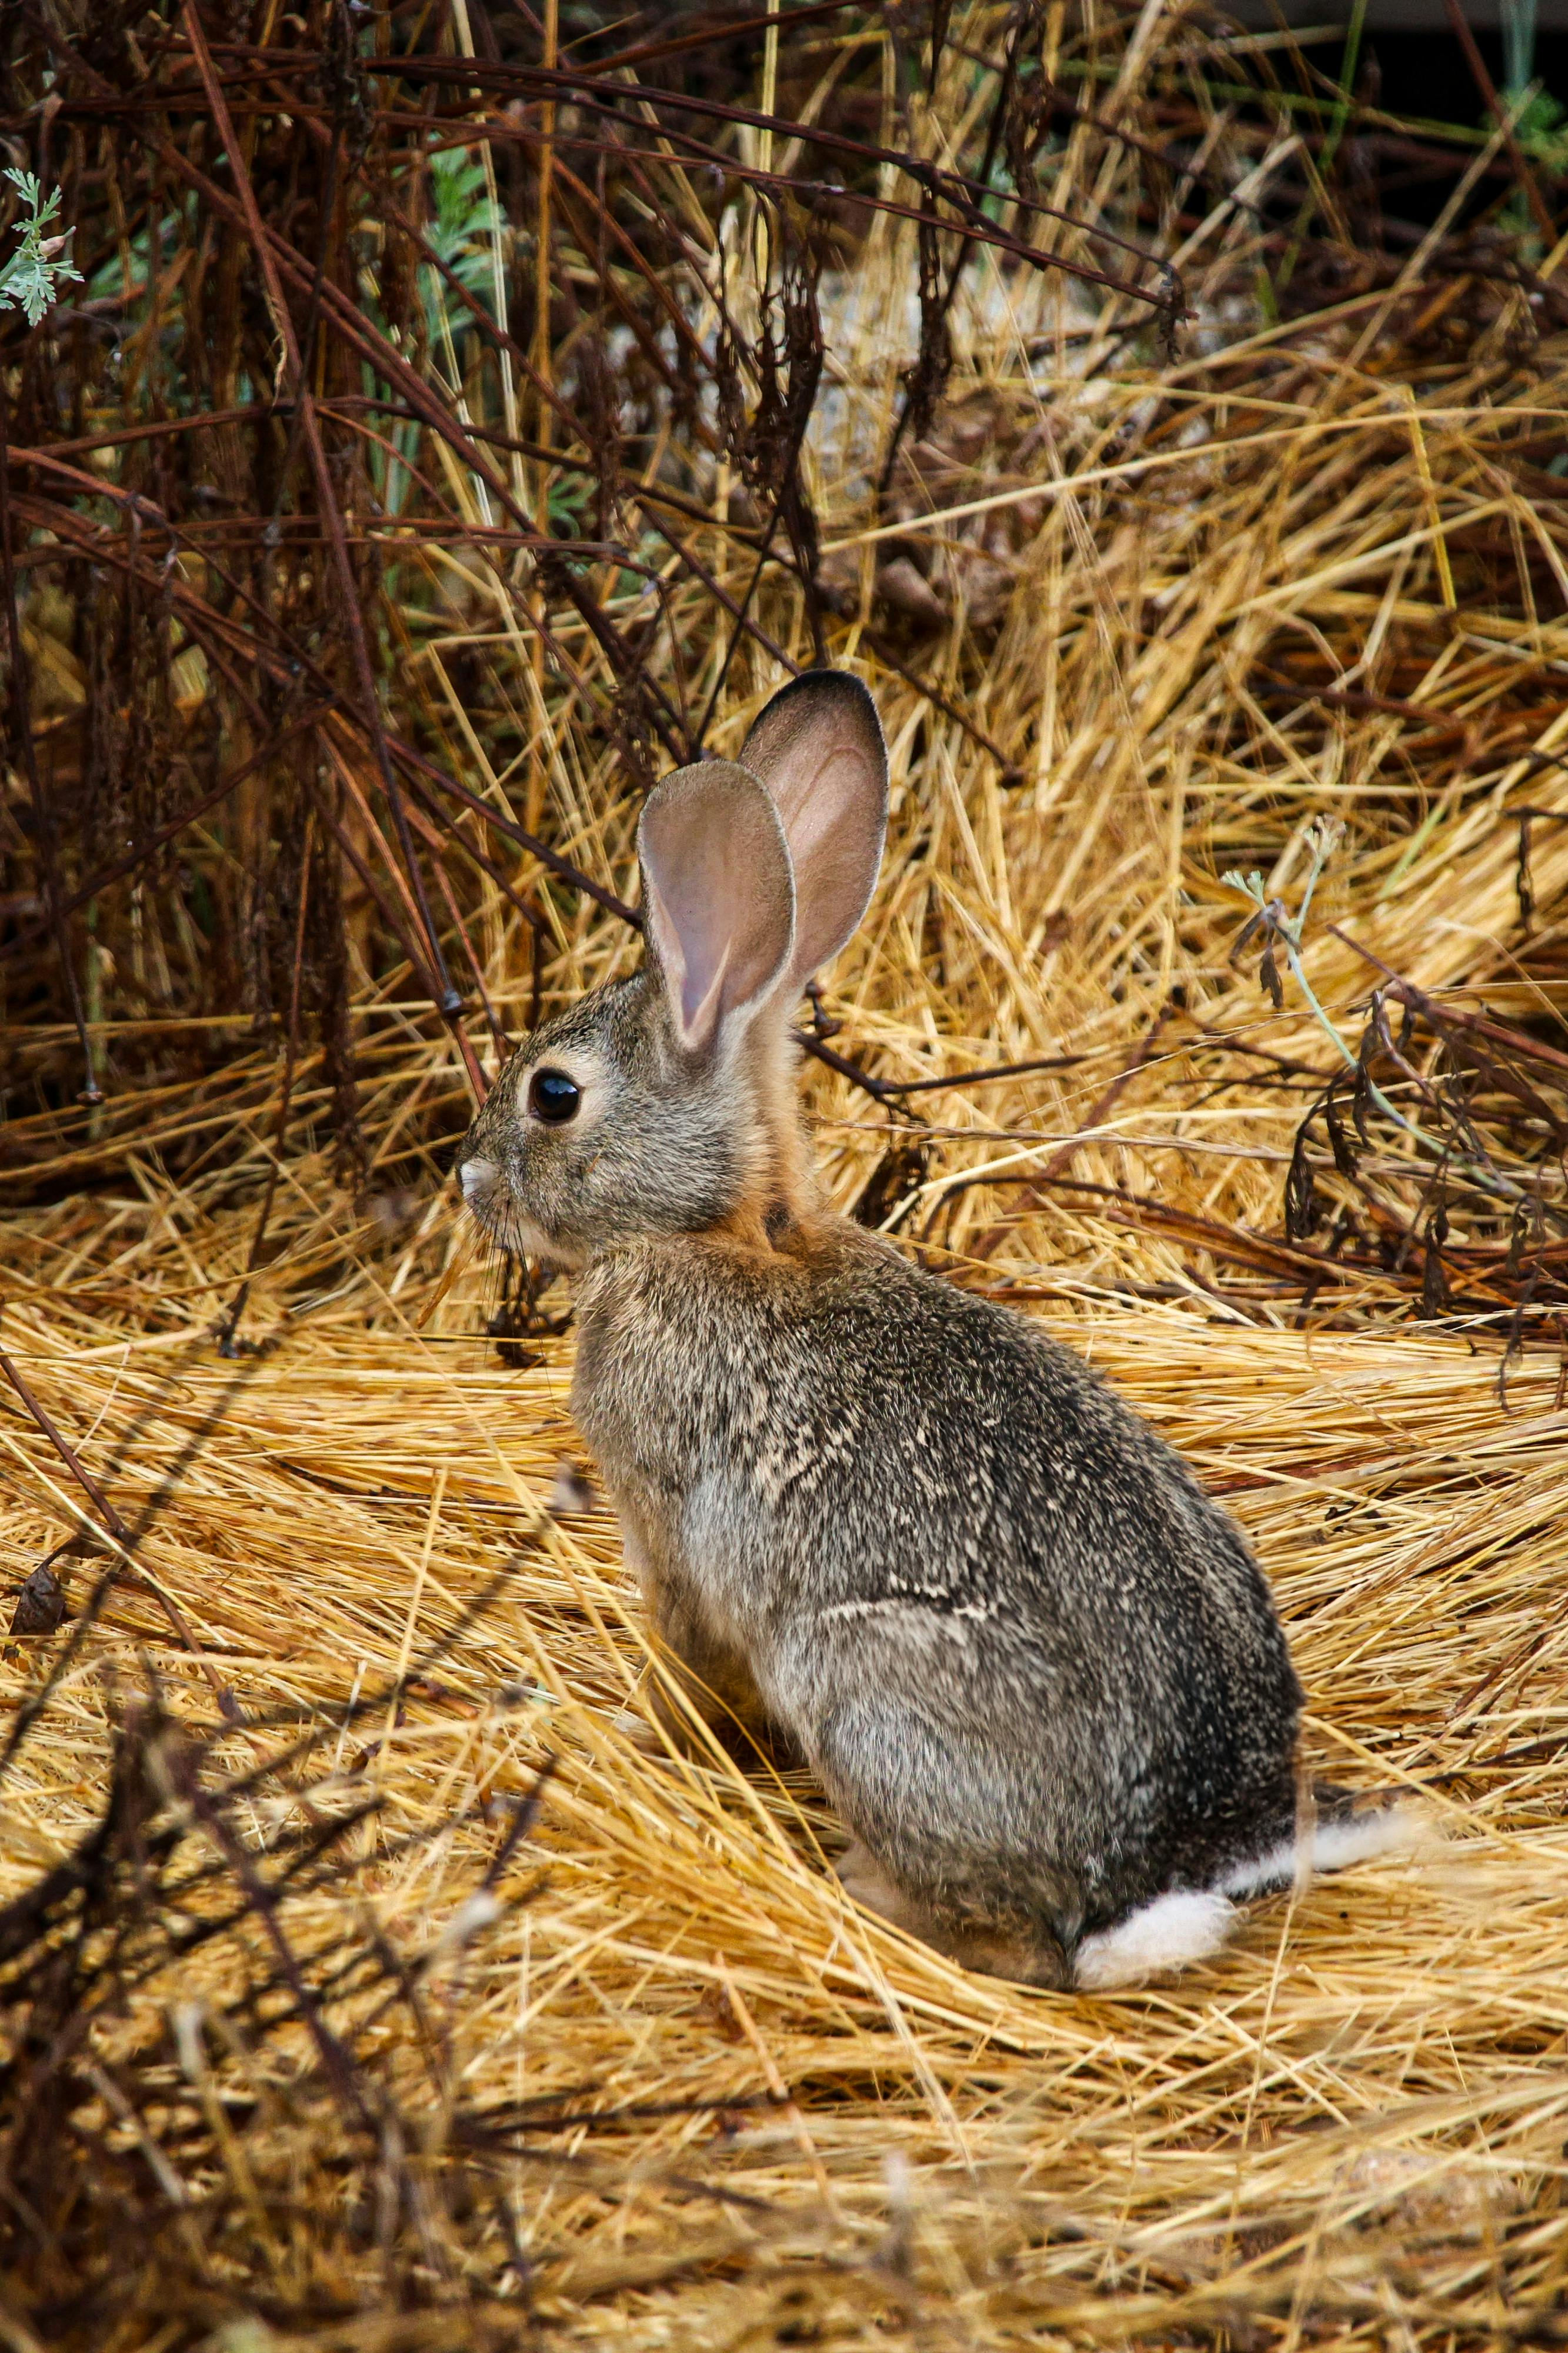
[574,1217,1301,1934]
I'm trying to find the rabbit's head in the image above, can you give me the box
[458,671,888,1268]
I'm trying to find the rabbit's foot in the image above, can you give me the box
[836,1842,1070,1990]
[619,1674,802,1769]
[613,1686,723,1762]
[612,1705,678,1760]
[616,1669,731,1761]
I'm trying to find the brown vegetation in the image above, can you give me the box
[2,4,1567,2345]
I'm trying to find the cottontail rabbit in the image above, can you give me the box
[459,672,1407,1989]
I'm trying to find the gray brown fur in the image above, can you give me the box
[459,671,1306,1989]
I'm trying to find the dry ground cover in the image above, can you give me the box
[3,4,1568,2345]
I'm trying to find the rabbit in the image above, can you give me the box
[458,669,1412,1990]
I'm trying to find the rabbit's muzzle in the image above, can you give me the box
[458,1154,503,1232]
[458,1154,559,1264]
[459,1156,498,1211]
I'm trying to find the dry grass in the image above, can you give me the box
[4,5,1568,2345]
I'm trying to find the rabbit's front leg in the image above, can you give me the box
[613,1499,799,1764]
[639,1610,798,1764]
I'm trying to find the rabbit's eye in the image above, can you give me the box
[528,1068,581,1125]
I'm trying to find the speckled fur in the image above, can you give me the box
[459,674,1312,1989]
[571,1202,1304,1960]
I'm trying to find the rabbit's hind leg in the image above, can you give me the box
[836,1842,1070,1990]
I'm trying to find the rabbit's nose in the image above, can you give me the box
[459,1158,497,1205]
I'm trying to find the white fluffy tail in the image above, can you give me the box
[1073,1802,1424,1991]
[1213,1799,1423,1901]
[1075,1888,1235,1989]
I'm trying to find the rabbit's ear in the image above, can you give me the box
[739,671,888,991]
[638,762,796,1055]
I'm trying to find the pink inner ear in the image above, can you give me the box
[738,674,888,988]
[637,762,795,1053]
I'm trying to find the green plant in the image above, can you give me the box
[0,169,82,326]
[1223,816,1345,1028]
[423,142,505,329]
[1516,88,1568,173]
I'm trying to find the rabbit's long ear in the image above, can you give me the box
[739,671,888,992]
[638,762,796,1055]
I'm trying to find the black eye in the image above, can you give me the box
[528,1067,581,1125]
